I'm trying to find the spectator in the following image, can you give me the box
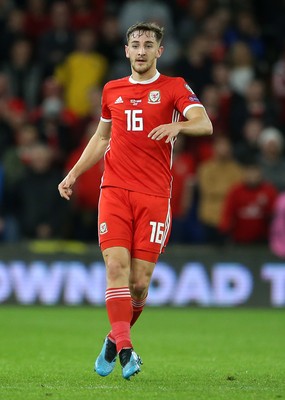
[0,7,26,60]
[2,123,40,190]
[200,84,228,136]
[224,10,264,59]
[23,0,50,46]
[97,13,124,65]
[227,41,256,96]
[54,27,108,117]
[219,161,278,244]
[272,43,285,128]
[269,191,285,259]
[64,121,104,241]
[38,1,75,77]
[201,13,227,63]
[197,136,243,243]
[177,0,210,45]
[211,61,234,137]
[1,37,42,109]
[30,77,79,157]
[0,73,14,159]
[229,79,279,141]
[71,0,102,31]
[234,117,264,164]
[12,143,68,239]
[258,126,285,192]
[174,34,213,97]
[169,136,196,243]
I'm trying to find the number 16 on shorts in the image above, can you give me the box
[149,221,164,244]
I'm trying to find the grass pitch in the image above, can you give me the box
[0,306,284,400]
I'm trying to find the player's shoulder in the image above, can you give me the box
[103,76,130,90]
[159,74,194,92]
[160,74,186,85]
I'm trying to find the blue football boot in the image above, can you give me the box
[94,337,117,377]
[119,348,143,380]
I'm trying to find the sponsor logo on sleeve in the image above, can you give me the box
[189,95,199,102]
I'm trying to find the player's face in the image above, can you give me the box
[125,30,163,76]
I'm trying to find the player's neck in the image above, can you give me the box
[130,68,159,82]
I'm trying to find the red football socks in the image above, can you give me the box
[107,293,147,348]
[105,287,133,352]
[130,296,147,327]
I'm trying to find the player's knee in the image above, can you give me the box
[130,280,149,299]
[106,257,129,282]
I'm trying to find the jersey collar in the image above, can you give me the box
[129,70,160,84]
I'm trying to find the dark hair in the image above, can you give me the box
[126,22,164,45]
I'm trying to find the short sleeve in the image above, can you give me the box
[173,78,204,117]
[100,83,112,122]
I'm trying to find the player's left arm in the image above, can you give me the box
[148,106,213,143]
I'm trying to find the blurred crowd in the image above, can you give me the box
[1,0,285,252]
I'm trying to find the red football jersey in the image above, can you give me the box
[100,71,203,198]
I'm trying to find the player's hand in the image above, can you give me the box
[148,123,180,143]
[58,174,76,200]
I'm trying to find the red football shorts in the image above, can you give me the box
[98,187,172,263]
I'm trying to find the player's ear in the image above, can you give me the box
[125,45,130,58]
[157,46,164,59]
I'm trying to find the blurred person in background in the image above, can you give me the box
[197,136,243,243]
[234,117,264,163]
[23,0,50,46]
[174,34,213,97]
[229,78,279,141]
[1,37,43,110]
[269,190,285,259]
[38,1,75,77]
[71,0,104,31]
[11,143,68,239]
[210,62,233,137]
[54,27,108,117]
[201,13,227,63]
[257,126,285,192]
[2,123,40,190]
[97,12,124,66]
[64,121,104,241]
[177,0,210,45]
[224,9,264,60]
[272,42,285,129]
[219,160,278,244]
[0,7,26,60]
[227,41,256,97]
[31,77,79,160]
[0,73,14,159]
[169,135,196,243]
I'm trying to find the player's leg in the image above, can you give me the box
[95,187,141,379]
[128,191,171,326]
[103,246,133,352]
[95,245,141,378]
[129,257,156,327]
[104,246,143,379]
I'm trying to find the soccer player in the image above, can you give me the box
[58,22,213,379]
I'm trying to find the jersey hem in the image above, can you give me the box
[101,184,171,199]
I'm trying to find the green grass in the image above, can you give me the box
[0,307,284,400]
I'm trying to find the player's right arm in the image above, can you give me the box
[58,120,111,200]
